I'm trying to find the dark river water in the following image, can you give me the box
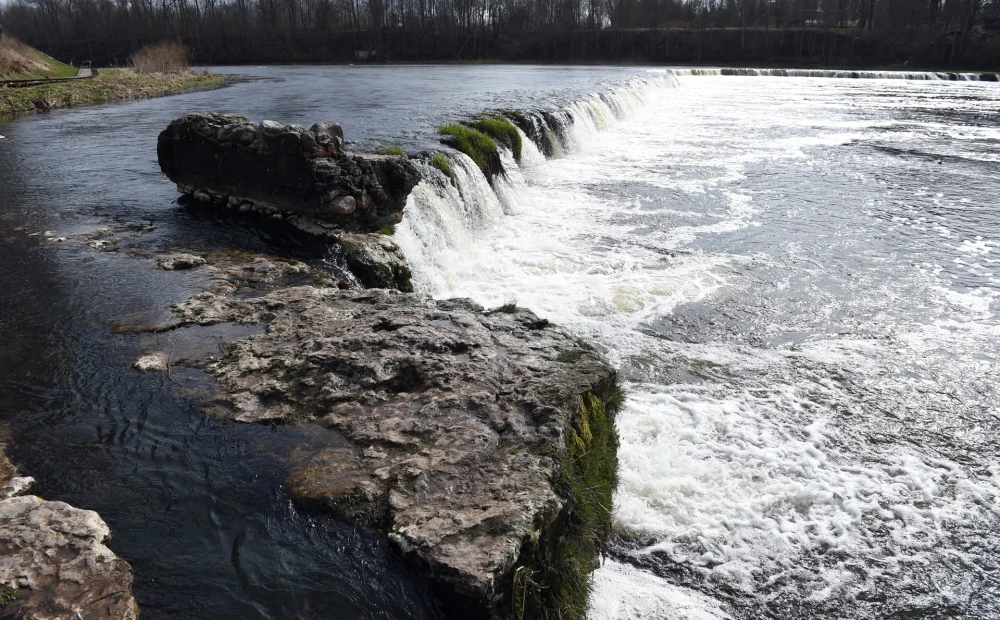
[1,67,999,619]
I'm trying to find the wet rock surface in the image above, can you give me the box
[336,233,414,292]
[157,113,420,232]
[157,252,206,270]
[167,278,617,617]
[0,446,138,620]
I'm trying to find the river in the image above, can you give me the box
[1,66,998,619]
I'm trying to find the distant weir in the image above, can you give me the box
[672,67,991,80]
[396,66,994,294]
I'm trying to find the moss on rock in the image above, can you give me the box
[469,116,523,164]
[431,152,457,185]
[499,382,623,620]
[438,123,504,182]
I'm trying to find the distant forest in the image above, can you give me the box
[1,0,997,67]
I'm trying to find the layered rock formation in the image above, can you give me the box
[0,446,138,619]
[166,269,620,619]
[157,113,420,233]
[153,115,621,617]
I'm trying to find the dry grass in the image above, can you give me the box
[0,37,76,79]
[131,41,190,74]
[0,69,228,117]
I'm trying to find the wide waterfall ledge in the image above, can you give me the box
[150,113,627,619]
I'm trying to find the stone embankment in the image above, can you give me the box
[156,115,415,221]
[0,445,138,619]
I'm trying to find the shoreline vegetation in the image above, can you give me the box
[0,40,231,119]
[0,70,230,118]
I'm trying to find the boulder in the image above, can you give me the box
[171,284,620,618]
[157,114,419,232]
[336,233,413,291]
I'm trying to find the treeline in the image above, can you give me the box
[0,0,997,66]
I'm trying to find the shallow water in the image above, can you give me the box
[1,67,999,619]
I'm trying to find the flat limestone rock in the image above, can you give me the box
[171,285,618,617]
[0,445,138,620]
[0,496,138,620]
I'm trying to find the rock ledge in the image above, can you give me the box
[0,447,138,619]
[170,279,620,618]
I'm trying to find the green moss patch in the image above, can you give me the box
[487,302,518,314]
[431,152,456,185]
[438,123,504,182]
[469,116,523,164]
[378,143,407,157]
[0,584,17,607]
[503,382,623,620]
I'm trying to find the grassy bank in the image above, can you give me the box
[0,37,77,80]
[0,69,230,117]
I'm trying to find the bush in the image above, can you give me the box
[469,116,523,163]
[439,123,504,182]
[131,41,189,74]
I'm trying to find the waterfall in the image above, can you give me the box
[671,67,987,81]
[395,75,679,298]
[394,65,992,299]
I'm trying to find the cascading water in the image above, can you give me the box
[672,67,988,80]
[394,71,1000,619]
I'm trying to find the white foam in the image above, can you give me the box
[588,560,732,620]
[396,72,1000,616]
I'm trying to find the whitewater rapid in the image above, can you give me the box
[394,72,1000,619]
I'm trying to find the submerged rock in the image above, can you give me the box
[171,283,620,618]
[0,446,138,619]
[157,252,206,270]
[133,352,170,372]
[0,448,33,501]
[157,113,420,233]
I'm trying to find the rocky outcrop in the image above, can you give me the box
[336,233,413,292]
[157,253,206,271]
[157,114,420,233]
[168,277,620,618]
[0,446,138,619]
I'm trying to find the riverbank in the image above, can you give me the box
[0,69,231,117]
